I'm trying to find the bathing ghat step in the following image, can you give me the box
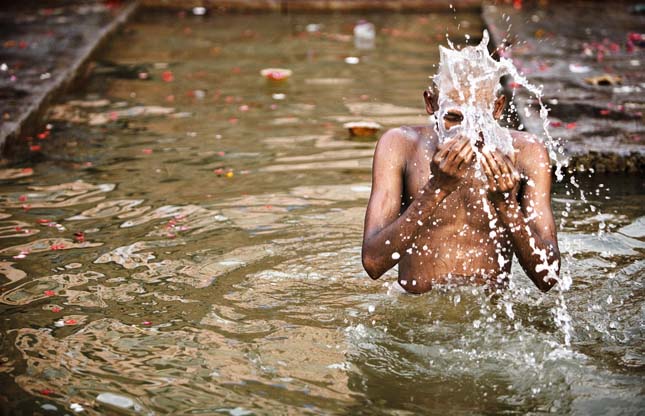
[1,1,641,173]
[483,3,644,174]
[0,0,140,160]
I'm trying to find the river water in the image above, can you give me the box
[0,11,643,415]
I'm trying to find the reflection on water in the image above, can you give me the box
[0,11,643,415]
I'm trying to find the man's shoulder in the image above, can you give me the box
[377,125,437,153]
[510,130,547,152]
[509,130,551,173]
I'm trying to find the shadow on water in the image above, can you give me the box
[0,10,643,416]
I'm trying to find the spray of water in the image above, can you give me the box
[433,30,515,155]
[430,30,573,345]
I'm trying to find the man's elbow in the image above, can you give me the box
[537,276,557,293]
[361,251,383,280]
[538,245,561,293]
[536,262,560,293]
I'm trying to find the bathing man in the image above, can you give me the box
[361,33,560,293]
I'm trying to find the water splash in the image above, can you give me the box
[432,30,576,345]
[434,30,514,155]
[432,29,559,171]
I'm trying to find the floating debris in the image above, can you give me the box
[12,250,29,259]
[260,68,292,81]
[343,121,382,137]
[585,74,622,86]
[568,63,591,73]
[162,70,174,82]
[305,23,321,33]
[627,32,645,48]
[354,20,375,50]
[192,7,206,16]
[344,56,360,65]
[67,99,111,108]
[0,168,33,180]
[96,392,136,410]
[613,85,641,94]
[304,78,353,85]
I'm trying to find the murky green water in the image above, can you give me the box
[0,11,643,415]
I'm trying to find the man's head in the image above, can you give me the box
[422,30,514,155]
[423,87,506,133]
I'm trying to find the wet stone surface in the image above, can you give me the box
[0,0,137,158]
[484,3,645,173]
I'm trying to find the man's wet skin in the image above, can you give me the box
[393,127,515,293]
[361,92,560,294]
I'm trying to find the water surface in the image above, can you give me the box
[0,11,643,415]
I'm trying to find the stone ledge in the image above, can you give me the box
[142,0,481,12]
[567,151,644,175]
[483,3,644,173]
[0,1,140,159]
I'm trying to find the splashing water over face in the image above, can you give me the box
[432,30,554,161]
[433,30,513,155]
[432,30,574,344]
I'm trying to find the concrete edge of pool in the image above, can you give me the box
[1,0,642,173]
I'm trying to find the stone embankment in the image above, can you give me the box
[0,0,139,160]
[1,0,642,172]
[483,2,644,173]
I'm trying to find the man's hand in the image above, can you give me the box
[430,136,475,193]
[481,148,520,207]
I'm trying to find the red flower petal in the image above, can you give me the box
[162,71,174,82]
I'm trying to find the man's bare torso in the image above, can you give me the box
[394,125,533,293]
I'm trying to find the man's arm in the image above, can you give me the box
[482,142,560,292]
[362,131,473,280]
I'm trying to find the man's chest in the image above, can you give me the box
[403,158,495,229]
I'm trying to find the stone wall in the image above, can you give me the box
[142,0,481,12]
